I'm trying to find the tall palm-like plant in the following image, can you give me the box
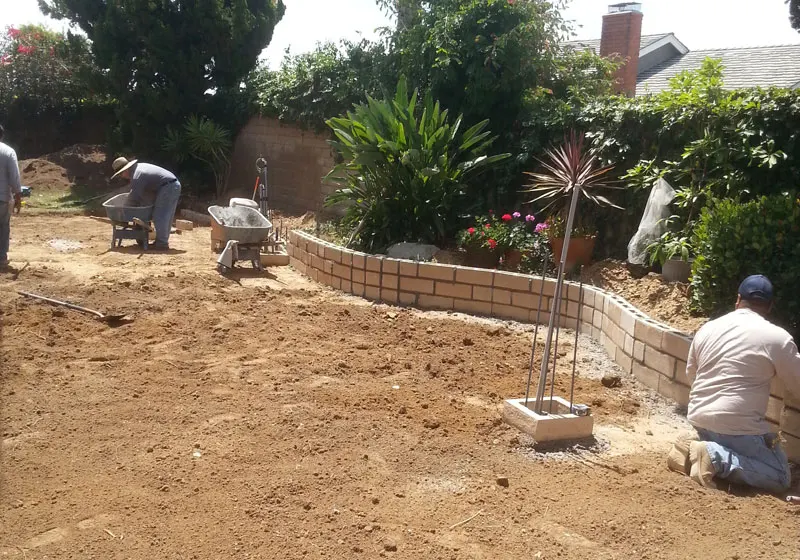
[163,115,232,197]
[523,131,620,218]
[325,77,510,252]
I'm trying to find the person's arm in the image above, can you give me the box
[686,339,698,384]
[127,173,145,206]
[772,337,800,401]
[7,149,22,210]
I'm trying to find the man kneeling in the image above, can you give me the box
[668,275,800,492]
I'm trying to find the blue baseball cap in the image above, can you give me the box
[738,275,773,302]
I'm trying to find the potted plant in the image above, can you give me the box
[501,212,529,268]
[457,215,507,268]
[523,131,621,271]
[646,231,694,283]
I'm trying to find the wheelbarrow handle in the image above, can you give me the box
[17,291,106,319]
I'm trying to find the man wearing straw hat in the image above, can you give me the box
[110,157,181,250]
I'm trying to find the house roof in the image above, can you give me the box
[637,44,800,94]
[563,33,672,54]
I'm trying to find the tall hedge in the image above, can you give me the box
[691,195,800,337]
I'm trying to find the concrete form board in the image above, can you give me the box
[503,397,594,442]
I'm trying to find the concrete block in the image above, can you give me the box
[365,285,380,301]
[435,282,472,299]
[634,319,666,348]
[633,341,645,363]
[619,307,637,335]
[398,260,418,277]
[316,242,327,258]
[566,282,582,302]
[601,332,617,359]
[366,271,381,287]
[623,334,634,356]
[454,298,492,316]
[260,251,290,268]
[455,267,494,286]
[382,274,399,291]
[340,250,353,267]
[332,263,350,279]
[352,268,365,284]
[581,286,597,308]
[592,309,603,329]
[381,289,399,304]
[632,362,662,393]
[175,219,194,231]
[324,246,342,263]
[503,397,594,442]
[366,256,383,272]
[494,272,531,292]
[560,316,578,330]
[660,377,690,407]
[606,299,622,326]
[473,286,493,302]
[352,283,365,297]
[418,262,456,282]
[352,252,367,270]
[493,303,530,323]
[783,432,800,463]
[341,279,352,293]
[398,292,416,306]
[492,289,512,306]
[615,346,633,374]
[673,359,690,386]
[382,258,399,275]
[780,407,800,437]
[417,294,454,311]
[661,330,692,360]
[539,279,557,297]
[644,345,677,378]
[529,310,551,326]
[399,277,434,294]
[783,388,800,410]
[580,304,593,323]
[512,291,539,309]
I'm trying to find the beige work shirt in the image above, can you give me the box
[687,308,800,436]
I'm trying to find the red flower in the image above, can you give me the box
[484,224,490,229]
[487,239,497,249]
[501,214,512,222]
[467,227,475,235]
[8,28,20,39]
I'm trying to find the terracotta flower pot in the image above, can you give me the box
[464,247,501,269]
[662,258,693,283]
[549,236,596,272]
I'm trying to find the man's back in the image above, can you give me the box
[0,141,21,202]
[687,308,800,435]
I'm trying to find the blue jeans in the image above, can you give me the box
[697,428,791,493]
[152,181,181,246]
[0,200,10,263]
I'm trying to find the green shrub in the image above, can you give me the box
[691,195,800,336]
[324,78,510,253]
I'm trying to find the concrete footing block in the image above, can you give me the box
[503,396,594,442]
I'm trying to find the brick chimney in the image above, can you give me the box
[600,3,643,97]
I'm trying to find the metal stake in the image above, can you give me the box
[524,255,550,407]
[548,288,564,414]
[534,183,583,412]
[569,272,585,412]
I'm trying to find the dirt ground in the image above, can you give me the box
[583,260,708,334]
[21,144,110,194]
[1,215,798,560]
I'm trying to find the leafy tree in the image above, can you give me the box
[791,0,800,30]
[38,0,286,152]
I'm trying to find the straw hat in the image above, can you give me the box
[110,157,138,180]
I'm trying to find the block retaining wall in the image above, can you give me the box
[288,230,800,461]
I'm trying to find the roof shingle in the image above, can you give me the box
[563,33,671,54]
[636,44,800,94]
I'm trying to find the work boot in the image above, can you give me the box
[667,431,699,475]
[689,441,717,489]
[148,242,169,251]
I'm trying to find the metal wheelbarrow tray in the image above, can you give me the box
[103,193,154,249]
[208,205,273,251]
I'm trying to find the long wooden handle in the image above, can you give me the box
[17,291,105,319]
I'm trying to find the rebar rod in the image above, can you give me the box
[569,273,585,412]
[548,290,563,414]
[524,256,550,407]
[534,183,582,412]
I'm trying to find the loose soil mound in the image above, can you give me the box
[583,260,708,334]
[20,144,109,193]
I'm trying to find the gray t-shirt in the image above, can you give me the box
[687,308,800,435]
[127,163,177,206]
[0,141,22,203]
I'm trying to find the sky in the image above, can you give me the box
[1,0,799,68]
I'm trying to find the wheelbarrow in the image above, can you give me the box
[208,205,273,271]
[102,193,154,250]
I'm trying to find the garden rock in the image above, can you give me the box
[386,243,440,261]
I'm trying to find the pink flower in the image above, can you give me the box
[525,214,535,222]
[7,28,20,39]
[512,211,521,219]
[0,54,10,66]
[467,227,475,235]
[535,223,549,234]
[501,214,512,222]
[488,239,497,249]
[17,45,35,55]
[488,209,494,215]
[484,224,490,229]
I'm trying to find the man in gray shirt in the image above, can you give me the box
[668,275,800,493]
[111,157,181,250]
[0,124,23,268]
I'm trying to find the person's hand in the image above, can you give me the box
[13,193,22,214]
